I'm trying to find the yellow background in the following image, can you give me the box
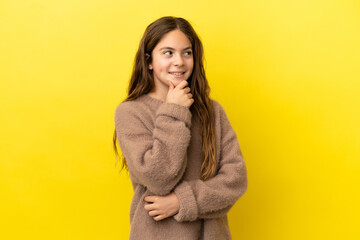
[1,0,359,239]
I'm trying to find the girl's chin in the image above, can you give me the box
[169,79,187,87]
[170,80,181,86]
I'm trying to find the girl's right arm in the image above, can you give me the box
[114,100,192,196]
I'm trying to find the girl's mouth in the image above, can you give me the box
[169,72,185,77]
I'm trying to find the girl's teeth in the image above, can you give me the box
[170,72,183,75]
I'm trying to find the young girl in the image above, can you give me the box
[113,16,248,240]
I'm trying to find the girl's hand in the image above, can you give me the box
[144,192,180,221]
[166,80,194,108]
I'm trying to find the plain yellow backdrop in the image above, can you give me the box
[1,0,359,239]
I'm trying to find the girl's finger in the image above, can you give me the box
[144,203,155,211]
[153,215,164,221]
[144,196,156,202]
[175,80,188,89]
[168,81,175,89]
[184,87,191,93]
[148,210,159,217]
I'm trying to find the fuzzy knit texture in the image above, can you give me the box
[114,94,248,240]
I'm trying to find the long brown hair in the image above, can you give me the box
[113,16,216,181]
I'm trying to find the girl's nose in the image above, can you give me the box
[173,54,184,66]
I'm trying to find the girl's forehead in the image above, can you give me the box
[155,30,192,49]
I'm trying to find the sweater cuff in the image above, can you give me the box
[156,103,192,128]
[173,181,198,222]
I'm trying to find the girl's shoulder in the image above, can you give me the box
[114,99,139,117]
[114,96,148,121]
[210,98,221,109]
[115,95,153,114]
[209,99,235,129]
[114,94,162,125]
[210,98,227,116]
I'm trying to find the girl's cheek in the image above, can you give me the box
[160,59,171,68]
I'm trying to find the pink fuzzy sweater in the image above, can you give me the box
[114,94,248,240]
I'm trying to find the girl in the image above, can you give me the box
[113,16,248,240]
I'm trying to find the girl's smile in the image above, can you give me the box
[169,71,186,79]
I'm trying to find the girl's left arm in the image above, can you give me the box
[172,102,248,222]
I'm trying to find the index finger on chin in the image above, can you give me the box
[176,80,188,89]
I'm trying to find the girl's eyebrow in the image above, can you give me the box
[159,46,192,51]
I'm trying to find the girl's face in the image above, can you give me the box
[149,29,194,89]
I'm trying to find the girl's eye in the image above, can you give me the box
[184,51,192,56]
[164,51,172,55]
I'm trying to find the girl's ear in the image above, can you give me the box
[145,53,153,70]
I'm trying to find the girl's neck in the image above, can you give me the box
[147,88,168,102]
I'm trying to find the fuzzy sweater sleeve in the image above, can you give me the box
[114,101,192,196]
[172,102,248,222]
